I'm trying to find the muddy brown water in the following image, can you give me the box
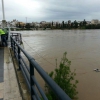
[15,30,100,100]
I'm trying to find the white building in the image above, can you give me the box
[10,19,18,27]
[32,22,40,27]
[86,21,91,25]
[91,19,99,24]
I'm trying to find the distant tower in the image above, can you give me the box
[1,0,7,28]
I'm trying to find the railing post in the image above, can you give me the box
[18,47,21,70]
[10,37,13,48]
[13,41,16,56]
[30,62,35,100]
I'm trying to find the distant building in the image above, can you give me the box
[40,21,46,27]
[32,22,40,27]
[52,22,57,27]
[11,19,19,27]
[68,20,71,25]
[86,21,91,25]
[40,21,46,24]
[77,21,81,24]
[6,19,19,27]
[91,19,99,24]
[45,22,52,28]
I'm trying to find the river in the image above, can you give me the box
[17,29,100,100]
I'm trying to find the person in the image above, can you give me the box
[0,28,7,47]
[2,28,8,40]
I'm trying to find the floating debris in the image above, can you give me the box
[93,69,100,72]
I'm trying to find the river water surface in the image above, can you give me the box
[17,30,100,100]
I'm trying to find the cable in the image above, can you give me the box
[23,39,55,67]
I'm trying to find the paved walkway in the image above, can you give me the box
[0,47,22,100]
[0,48,4,100]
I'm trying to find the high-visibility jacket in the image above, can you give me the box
[3,28,8,33]
[0,29,5,35]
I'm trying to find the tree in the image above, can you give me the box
[16,23,19,28]
[62,21,65,28]
[71,22,74,28]
[56,22,59,29]
[18,22,21,28]
[83,19,87,26]
[52,21,53,26]
[79,22,83,28]
[45,52,78,100]
[68,20,71,29]
[25,23,31,29]
[74,20,78,28]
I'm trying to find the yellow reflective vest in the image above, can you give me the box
[0,29,5,35]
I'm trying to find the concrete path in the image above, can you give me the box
[0,47,22,100]
[0,48,4,100]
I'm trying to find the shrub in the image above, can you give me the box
[45,52,78,100]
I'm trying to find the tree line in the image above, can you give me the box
[16,19,100,30]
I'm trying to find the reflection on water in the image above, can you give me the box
[16,30,100,100]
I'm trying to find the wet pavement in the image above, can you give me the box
[0,47,22,100]
[14,29,100,100]
[0,48,4,82]
[0,48,4,100]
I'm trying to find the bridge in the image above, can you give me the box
[0,33,71,100]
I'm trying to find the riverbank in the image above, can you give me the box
[10,27,100,31]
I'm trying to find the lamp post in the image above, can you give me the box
[2,0,5,20]
[1,0,6,28]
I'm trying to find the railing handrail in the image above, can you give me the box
[10,36,71,100]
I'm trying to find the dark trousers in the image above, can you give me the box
[1,34,7,46]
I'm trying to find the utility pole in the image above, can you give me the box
[26,17,27,23]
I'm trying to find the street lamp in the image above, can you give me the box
[1,0,5,20]
[1,0,6,28]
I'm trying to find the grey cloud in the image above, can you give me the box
[0,0,100,22]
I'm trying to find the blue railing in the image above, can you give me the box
[10,35,71,100]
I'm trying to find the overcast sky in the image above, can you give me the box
[0,0,100,22]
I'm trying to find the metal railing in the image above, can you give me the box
[10,35,71,100]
